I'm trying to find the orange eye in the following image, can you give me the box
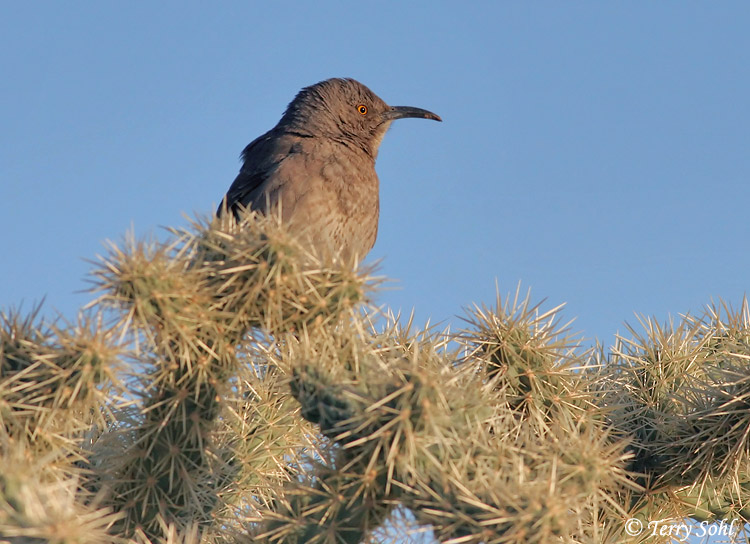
[357,104,368,115]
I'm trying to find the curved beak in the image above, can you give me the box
[383,105,442,122]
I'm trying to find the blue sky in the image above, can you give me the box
[3,3,749,347]
[1,2,749,542]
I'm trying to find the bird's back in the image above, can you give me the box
[218,128,291,216]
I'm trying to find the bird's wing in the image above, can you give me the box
[217,131,301,217]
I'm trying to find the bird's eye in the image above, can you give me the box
[357,104,368,115]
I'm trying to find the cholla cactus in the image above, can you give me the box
[0,213,748,543]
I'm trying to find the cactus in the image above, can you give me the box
[0,213,748,543]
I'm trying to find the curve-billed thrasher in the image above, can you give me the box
[217,78,441,259]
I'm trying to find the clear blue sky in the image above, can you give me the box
[2,3,749,346]
[2,3,749,542]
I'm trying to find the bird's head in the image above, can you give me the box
[280,78,441,159]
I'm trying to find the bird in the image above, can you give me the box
[217,78,441,260]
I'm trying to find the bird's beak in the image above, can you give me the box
[383,106,442,122]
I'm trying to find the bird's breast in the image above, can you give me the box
[281,143,380,260]
[318,148,380,258]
